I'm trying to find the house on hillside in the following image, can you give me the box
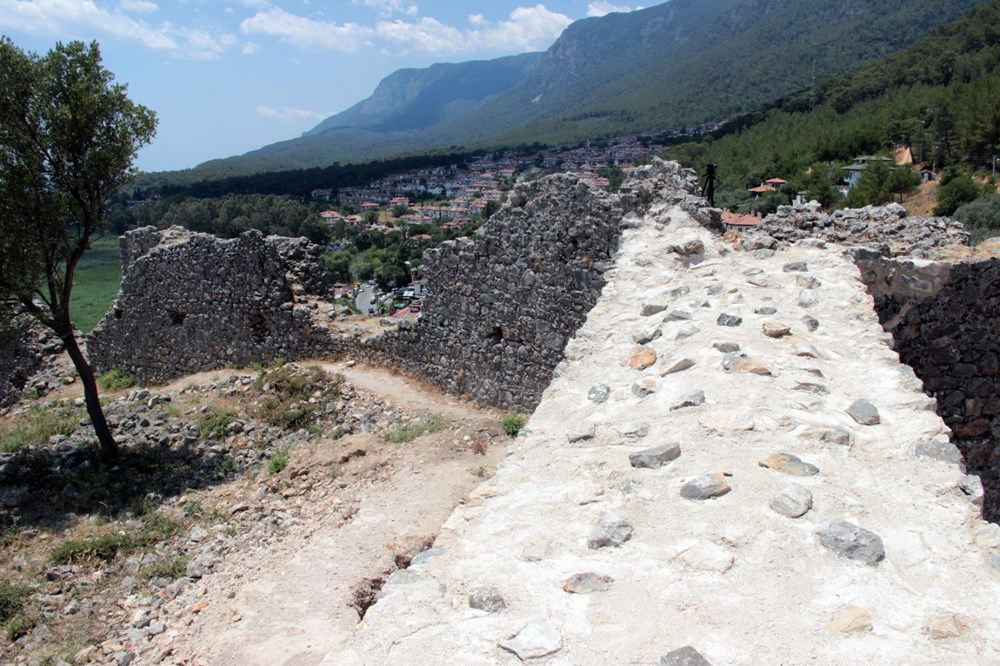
[843,156,894,188]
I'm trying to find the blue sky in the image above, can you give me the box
[0,0,644,172]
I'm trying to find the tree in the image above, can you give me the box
[934,170,984,216]
[953,193,1000,243]
[0,39,157,464]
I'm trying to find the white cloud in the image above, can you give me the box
[353,0,417,17]
[375,4,571,56]
[240,8,373,53]
[0,0,236,59]
[241,41,258,55]
[256,105,328,122]
[119,0,157,12]
[587,1,635,17]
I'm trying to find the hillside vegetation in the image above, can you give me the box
[666,0,1000,239]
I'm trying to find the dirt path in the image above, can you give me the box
[134,362,507,666]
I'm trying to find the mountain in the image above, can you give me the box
[191,0,989,177]
[305,53,541,136]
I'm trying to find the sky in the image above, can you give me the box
[0,0,646,172]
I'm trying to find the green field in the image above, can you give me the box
[71,235,122,333]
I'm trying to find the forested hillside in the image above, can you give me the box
[666,0,1000,238]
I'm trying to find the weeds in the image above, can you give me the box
[384,415,446,444]
[253,365,342,431]
[49,514,179,564]
[267,445,290,474]
[140,555,189,581]
[97,369,136,392]
[198,406,239,439]
[502,413,527,438]
[0,406,82,453]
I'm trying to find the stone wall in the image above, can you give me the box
[859,252,1000,520]
[363,173,641,410]
[0,309,63,409]
[88,227,339,382]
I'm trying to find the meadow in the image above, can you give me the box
[71,235,122,333]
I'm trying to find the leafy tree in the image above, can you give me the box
[845,160,895,207]
[0,39,157,464]
[886,167,921,203]
[952,193,1000,242]
[934,171,985,216]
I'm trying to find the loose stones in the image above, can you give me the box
[769,484,814,518]
[680,473,731,500]
[588,512,633,549]
[629,346,657,370]
[823,605,873,633]
[660,646,713,666]
[847,399,880,425]
[587,384,611,403]
[499,621,563,660]
[759,452,819,477]
[661,358,695,376]
[671,390,706,411]
[762,322,792,338]
[629,444,681,469]
[817,520,885,566]
[717,313,743,327]
[563,573,613,594]
[468,587,506,613]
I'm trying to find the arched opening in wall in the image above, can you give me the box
[487,325,503,345]
[169,309,186,325]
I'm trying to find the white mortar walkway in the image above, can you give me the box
[332,204,1000,665]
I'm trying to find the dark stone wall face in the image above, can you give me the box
[87,227,338,382]
[364,174,638,410]
[859,254,1000,521]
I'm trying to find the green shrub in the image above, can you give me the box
[254,365,342,430]
[267,445,290,474]
[50,515,178,564]
[5,612,34,641]
[502,414,527,438]
[953,193,1000,243]
[384,415,446,443]
[0,582,31,625]
[0,406,82,453]
[140,555,189,580]
[97,368,136,391]
[198,406,239,439]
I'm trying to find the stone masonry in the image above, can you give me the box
[858,253,1000,521]
[334,182,1000,665]
[87,227,338,382]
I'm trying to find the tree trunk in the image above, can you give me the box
[58,329,119,465]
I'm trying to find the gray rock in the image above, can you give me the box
[468,586,506,613]
[642,303,668,317]
[632,328,662,345]
[661,646,713,666]
[783,261,808,272]
[754,306,778,315]
[798,290,818,307]
[958,475,984,506]
[713,342,740,353]
[568,426,596,443]
[563,572,613,594]
[671,390,705,411]
[632,378,658,397]
[818,520,885,566]
[769,484,814,518]
[587,384,611,404]
[673,239,705,256]
[587,512,633,549]
[753,249,775,259]
[813,427,851,446]
[675,323,701,340]
[499,621,563,660]
[664,309,692,322]
[629,444,681,469]
[717,313,743,327]
[680,473,731,500]
[707,283,726,295]
[914,440,963,465]
[801,315,820,331]
[847,399,880,425]
[410,547,445,566]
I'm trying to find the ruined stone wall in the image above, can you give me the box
[87,227,339,382]
[858,253,1000,520]
[363,174,638,410]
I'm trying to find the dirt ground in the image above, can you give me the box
[136,362,508,666]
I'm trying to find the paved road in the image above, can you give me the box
[355,285,377,314]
